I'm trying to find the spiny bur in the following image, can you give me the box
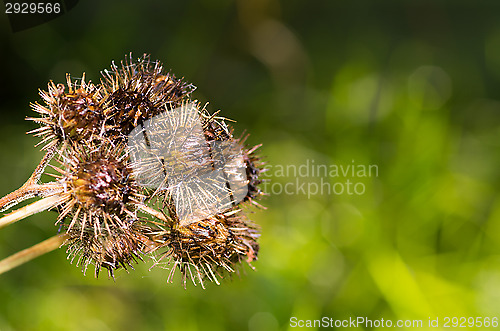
[0,53,265,288]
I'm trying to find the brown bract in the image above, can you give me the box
[65,224,151,279]
[101,54,196,138]
[0,54,265,287]
[153,210,260,288]
[53,142,141,238]
[28,74,105,151]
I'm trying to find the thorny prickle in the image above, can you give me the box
[0,54,266,287]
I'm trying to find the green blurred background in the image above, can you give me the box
[2,1,500,330]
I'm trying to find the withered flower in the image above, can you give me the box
[53,141,142,238]
[152,210,260,288]
[28,74,105,151]
[0,54,265,288]
[203,118,267,204]
[100,54,196,138]
[65,223,151,279]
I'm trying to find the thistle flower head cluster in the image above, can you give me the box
[16,54,266,286]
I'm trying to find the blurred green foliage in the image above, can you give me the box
[1,1,500,330]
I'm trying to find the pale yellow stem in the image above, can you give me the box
[0,147,58,212]
[0,195,64,229]
[0,233,68,275]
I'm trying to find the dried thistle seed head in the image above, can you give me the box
[100,54,196,137]
[28,73,104,150]
[65,224,150,278]
[71,156,131,212]
[54,142,142,237]
[154,211,260,287]
[203,118,266,203]
[127,102,250,226]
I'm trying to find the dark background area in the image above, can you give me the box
[1,1,500,330]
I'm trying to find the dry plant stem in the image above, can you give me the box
[0,195,64,229]
[0,233,68,275]
[0,147,58,212]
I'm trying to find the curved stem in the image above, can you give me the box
[0,183,64,213]
[0,233,68,275]
[0,147,58,212]
[0,195,65,229]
